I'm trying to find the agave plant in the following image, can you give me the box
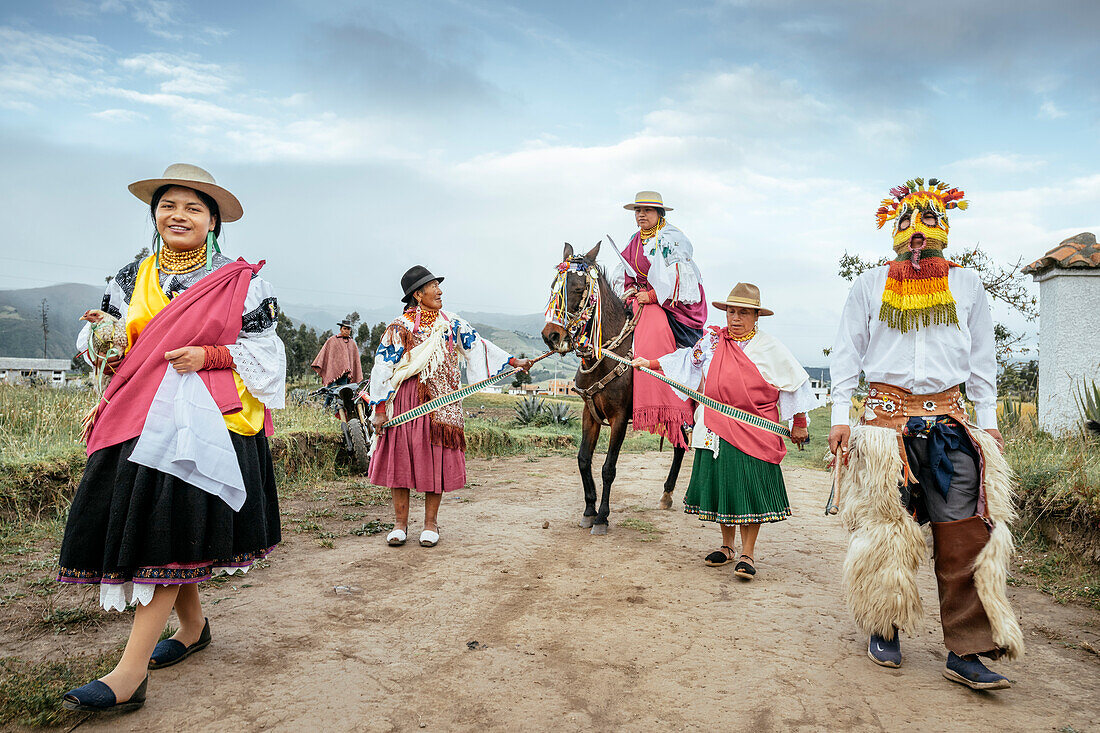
[1000,399,1022,429]
[545,401,577,426]
[1073,378,1100,437]
[513,395,547,426]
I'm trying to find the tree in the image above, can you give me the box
[511,352,531,388]
[40,298,48,358]
[276,313,326,383]
[358,321,387,376]
[836,244,1037,366]
[70,352,91,375]
[999,359,1038,400]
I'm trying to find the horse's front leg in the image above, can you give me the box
[592,412,630,536]
[577,406,601,528]
[659,445,687,509]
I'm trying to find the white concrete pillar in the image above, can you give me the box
[1024,233,1100,435]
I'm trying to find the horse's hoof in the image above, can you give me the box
[590,524,608,536]
[579,516,595,528]
[658,492,673,510]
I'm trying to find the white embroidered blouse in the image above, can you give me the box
[367,309,513,409]
[76,253,287,409]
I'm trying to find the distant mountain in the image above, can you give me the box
[0,283,104,359]
[0,284,579,378]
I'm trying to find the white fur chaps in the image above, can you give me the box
[837,425,1024,659]
[838,426,925,639]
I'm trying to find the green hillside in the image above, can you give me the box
[0,283,583,381]
[0,283,103,359]
[467,322,580,383]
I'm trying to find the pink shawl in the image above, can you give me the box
[86,260,262,455]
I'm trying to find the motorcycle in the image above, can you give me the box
[311,379,373,472]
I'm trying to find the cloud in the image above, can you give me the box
[89,107,146,122]
[301,20,502,112]
[947,153,1046,175]
[119,52,232,96]
[1038,100,1067,119]
[52,0,226,43]
[642,67,830,138]
[0,27,112,105]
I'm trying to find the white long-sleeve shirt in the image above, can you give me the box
[829,265,998,429]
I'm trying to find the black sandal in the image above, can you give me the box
[734,555,756,579]
[704,545,735,566]
[62,675,147,713]
[149,618,211,669]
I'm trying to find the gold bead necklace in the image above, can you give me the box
[727,326,756,342]
[639,218,665,240]
[159,244,207,274]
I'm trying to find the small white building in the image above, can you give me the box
[1023,232,1100,434]
[0,357,73,387]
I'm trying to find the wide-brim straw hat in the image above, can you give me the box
[128,163,243,223]
[623,190,673,212]
[401,265,445,305]
[712,282,774,316]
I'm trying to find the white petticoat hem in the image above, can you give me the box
[97,565,256,612]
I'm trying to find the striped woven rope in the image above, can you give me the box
[601,351,791,438]
[382,351,554,429]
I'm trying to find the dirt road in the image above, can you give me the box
[25,452,1100,731]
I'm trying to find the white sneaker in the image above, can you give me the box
[386,528,407,546]
[419,529,439,547]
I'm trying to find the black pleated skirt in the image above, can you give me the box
[57,432,281,586]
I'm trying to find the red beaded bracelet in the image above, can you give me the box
[201,345,235,370]
[792,414,808,428]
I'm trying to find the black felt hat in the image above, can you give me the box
[401,265,444,305]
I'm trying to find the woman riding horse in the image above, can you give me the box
[611,191,706,450]
[543,242,688,534]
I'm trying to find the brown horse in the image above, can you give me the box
[541,242,687,535]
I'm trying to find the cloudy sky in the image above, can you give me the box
[2,0,1098,364]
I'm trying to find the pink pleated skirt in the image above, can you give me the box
[368,378,466,493]
[631,303,692,449]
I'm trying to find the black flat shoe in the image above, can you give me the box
[733,555,756,580]
[62,675,147,713]
[149,618,211,669]
[704,545,735,566]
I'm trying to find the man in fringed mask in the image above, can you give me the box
[829,178,1023,690]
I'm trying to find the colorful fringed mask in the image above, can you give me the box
[874,177,969,332]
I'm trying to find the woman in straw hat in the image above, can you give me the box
[611,191,707,450]
[58,164,285,712]
[368,266,532,548]
[632,283,814,579]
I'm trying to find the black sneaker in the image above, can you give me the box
[942,652,1012,690]
[868,632,902,668]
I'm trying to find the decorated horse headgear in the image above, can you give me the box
[545,257,604,358]
[875,177,968,332]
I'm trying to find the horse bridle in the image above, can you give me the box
[548,257,638,365]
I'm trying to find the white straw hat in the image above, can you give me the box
[623,190,673,211]
[128,163,243,222]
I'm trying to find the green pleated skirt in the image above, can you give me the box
[684,437,791,524]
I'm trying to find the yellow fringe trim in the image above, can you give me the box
[882,275,949,295]
[878,302,960,332]
[881,289,956,310]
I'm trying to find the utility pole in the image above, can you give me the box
[40,298,49,358]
